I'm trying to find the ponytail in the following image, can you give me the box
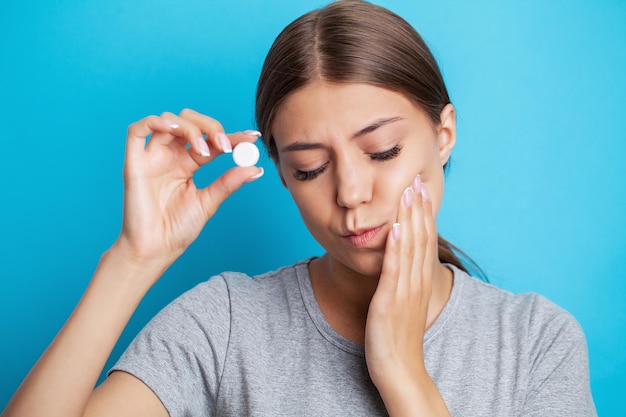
[438,235,487,281]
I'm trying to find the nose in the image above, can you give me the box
[335,158,372,209]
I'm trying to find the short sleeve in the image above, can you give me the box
[521,300,597,416]
[109,275,231,417]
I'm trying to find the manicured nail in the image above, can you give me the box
[421,184,430,202]
[412,174,422,193]
[197,137,211,157]
[403,187,413,207]
[244,130,262,137]
[246,167,264,182]
[163,119,179,129]
[217,132,232,153]
[392,223,401,241]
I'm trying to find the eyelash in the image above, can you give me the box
[369,144,402,161]
[292,144,402,181]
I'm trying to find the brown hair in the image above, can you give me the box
[255,0,485,279]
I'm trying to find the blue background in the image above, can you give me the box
[1,0,624,414]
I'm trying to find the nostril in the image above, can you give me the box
[336,179,372,208]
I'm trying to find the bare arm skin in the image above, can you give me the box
[1,110,263,417]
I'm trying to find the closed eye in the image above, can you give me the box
[369,144,402,161]
[292,145,401,181]
[293,161,329,181]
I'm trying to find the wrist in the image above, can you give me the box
[375,366,450,417]
[107,237,177,272]
[96,242,173,296]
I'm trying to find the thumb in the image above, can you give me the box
[198,166,264,220]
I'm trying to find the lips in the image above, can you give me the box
[343,226,384,248]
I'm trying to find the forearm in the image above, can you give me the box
[2,246,169,417]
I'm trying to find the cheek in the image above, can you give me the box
[421,156,445,217]
[381,147,445,217]
[286,181,332,227]
[377,168,412,208]
[425,171,444,217]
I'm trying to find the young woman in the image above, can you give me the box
[2,1,596,416]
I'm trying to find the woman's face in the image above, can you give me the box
[272,81,456,276]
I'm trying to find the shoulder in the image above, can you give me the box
[137,259,308,337]
[218,259,307,303]
[162,259,310,327]
[174,258,307,303]
[449,265,587,352]
[439,266,595,414]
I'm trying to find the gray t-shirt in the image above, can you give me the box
[110,260,596,416]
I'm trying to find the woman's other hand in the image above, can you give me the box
[364,175,450,417]
[114,108,263,272]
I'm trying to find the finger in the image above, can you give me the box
[397,186,416,294]
[198,166,265,221]
[177,108,233,155]
[150,111,211,158]
[126,115,177,157]
[377,221,402,299]
[180,112,264,163]
[411,176,428,291]
[226,130,263,148]
[420,181,437,293]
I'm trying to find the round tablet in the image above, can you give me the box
[232,142,260,167]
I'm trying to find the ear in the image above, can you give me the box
[437,103,456,166]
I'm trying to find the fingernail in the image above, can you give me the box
[412,174,422,193]
[244,130,262,137]
[217,132,232,153]
[246,167,264,182]
[163,119,179,129]
[197,137,211,157]
[403,187,413,207]
[392,223,401,241]
[421,184,430,202]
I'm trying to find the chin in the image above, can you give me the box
[337,250,385,278]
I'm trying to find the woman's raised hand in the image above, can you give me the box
[115,108,263,271]
[364,175,451,416]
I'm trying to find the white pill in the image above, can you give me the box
[232,142,260,167]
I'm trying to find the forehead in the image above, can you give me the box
[271,81,431,141]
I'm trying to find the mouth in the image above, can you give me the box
[342,226,384,248]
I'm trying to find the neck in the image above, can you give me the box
[308,253,454,344]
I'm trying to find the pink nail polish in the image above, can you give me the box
[392,223,401,241]
[403,187,413,207]
[421,184,430,202]
[412,174,422,193]
[246,167,264,182]
[163,119,179,129]
[244,130,262,137]
[217,132,232,153]
[197,137,211,157]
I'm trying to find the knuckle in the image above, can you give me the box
[401,243,414,258]
[126,121,142,136]
[146,115,160,124]
[417,231,428,247]
[386,264,399,279]
[179,108,196,118]
[127,115,155,135]
[427,231,437,246]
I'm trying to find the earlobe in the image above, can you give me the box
[438,103,457,166]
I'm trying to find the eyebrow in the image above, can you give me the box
[279,116,403,153]
[352,116,402,139]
